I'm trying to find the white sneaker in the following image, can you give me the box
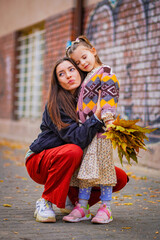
[34,198,56,222]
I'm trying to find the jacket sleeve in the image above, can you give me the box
[46,107,104,149]
[100,67,120,121]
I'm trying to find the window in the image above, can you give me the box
[15,26,45,119]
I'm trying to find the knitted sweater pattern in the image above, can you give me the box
[77,65,120,124]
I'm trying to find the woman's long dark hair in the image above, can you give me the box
[47,57,84,130]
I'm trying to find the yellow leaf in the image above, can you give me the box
[123,195,133,198]
[147,201,156,203]
[121,142,127,152]
[112,140,117,149]
[104,115,157,165]
[21,177,28,181]
[35,185,43,188]
[131,175,141,180]
[141,176,147,180]
[0,180,4,182]
[136,194,142,196]
[112,196,119,200]
[106,124,116,130]
[122,227,131,229]
[113,115,140,127]
[123,203,133,205]
[116,126,126,132]
[127,172,133,176]
[3,204,12,207]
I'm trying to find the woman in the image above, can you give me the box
[25,57,128,223]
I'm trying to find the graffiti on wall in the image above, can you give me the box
[87,0,150,41]
[87,0,122,42]
[86,0,160,132]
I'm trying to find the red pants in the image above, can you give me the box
[26,144,129,208]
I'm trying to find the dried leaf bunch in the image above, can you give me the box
[103,115,156,165]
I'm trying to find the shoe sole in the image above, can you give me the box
[60,208,72,214]
[63,215,92,223]
[91,217,113,224]
[34,210,56,223]
[36,214,56,223]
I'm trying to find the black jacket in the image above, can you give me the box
[30,105,104,153]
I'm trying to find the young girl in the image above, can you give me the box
[63,36,120,224]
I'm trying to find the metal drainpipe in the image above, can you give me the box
[74,0,84,38]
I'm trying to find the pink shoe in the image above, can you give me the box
[63,203,91,223]
[91,204,113,224]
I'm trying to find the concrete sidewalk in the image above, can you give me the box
[0,139,160,240]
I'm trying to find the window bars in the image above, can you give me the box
[15,29,45,119]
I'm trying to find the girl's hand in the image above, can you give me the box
[105,119,114,131]
[105,119,114,125]
[95,90,102,120]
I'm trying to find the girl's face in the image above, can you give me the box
[70,45,100,72]
[56,60,81,94]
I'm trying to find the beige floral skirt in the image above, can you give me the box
[70,136,117,188]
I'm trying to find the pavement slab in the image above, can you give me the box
[0,139,160,240]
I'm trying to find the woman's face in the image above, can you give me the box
[56,60,81,94]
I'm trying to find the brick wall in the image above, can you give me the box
[0,33,16,119]
[0,0,159,131]
[83,0,160,128]
[0,9,75,118]
[43,8,75,107]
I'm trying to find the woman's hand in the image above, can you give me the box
[95,90,102,120]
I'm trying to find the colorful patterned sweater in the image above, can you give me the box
[77,65,120,136]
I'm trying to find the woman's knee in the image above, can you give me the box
[26,157,46,185]
[113,166,129,192]
[63,144,83,167]
[68,144,83,156]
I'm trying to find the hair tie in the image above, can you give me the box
[66,38,80,52]
[66,40,72,49]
